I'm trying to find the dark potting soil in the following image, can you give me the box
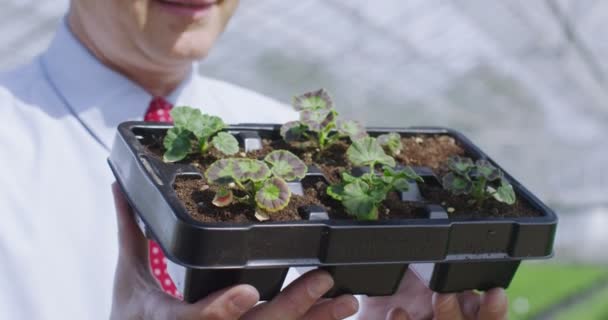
[148,131,540,221]
[142,132,166,158]
[174,176,324,223]
[303,178,428,220]
[252,138,350,184]
[144,132,465,181]
[396,135,466,174]
[419,183,541,218]
[251,135,466,183]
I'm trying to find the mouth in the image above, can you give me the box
[154,0,219,17]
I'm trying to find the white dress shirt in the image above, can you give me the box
[0,20,299,320]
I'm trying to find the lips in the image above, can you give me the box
[158,0,217,7]
[154,0,218,18]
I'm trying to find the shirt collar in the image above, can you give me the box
[40,19,198,151]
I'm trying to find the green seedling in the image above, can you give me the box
[205,150,307,220]
[442,156,516,206]
[377,132,403,157]
[163,106,239,162]
[280,89,367,150]
[327,137,422,220]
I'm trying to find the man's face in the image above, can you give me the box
[72,0,238,70]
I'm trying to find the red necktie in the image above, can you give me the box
[143,97,180,298]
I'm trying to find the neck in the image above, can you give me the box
[67,11,190,97]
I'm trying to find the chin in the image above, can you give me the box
[144,30,219,66]
[143,1,233,61]
[177,35,219,60]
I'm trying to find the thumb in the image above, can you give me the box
[111,182,161,319]
[111,182,261,320]
[112,182,149,267]
[386,308,412,320]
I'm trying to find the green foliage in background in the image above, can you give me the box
[506,263,608,320]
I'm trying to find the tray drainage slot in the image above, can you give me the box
[426,204,449,219]
[299,205,330,220]
[287,182,304,196]
[238,131,263,152]
[400,181,424,202]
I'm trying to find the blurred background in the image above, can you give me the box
[1,0,607,318]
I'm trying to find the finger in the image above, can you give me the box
[432,293,465,320]
[386,307,412,320]
[477,288,508,320]
[360,268,433,320]
[112,182,148,265]
[143,284,259,320]
[243,269,334,320]
[300,294,359,320]
[457,291,481,319]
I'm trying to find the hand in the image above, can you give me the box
[110,183,359,320]
[359,268,508,320]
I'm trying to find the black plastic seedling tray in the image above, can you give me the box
[108,122,557,302]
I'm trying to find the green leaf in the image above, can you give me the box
[212,132,239,155]
[197,114,226,140]
[264,150,308,181]
[347,137,396,167]
[493,180,516,205]
[367,174,393,199]
[341,180,381,220]
[399,166,423,182]
[301,109,334,132]
[205,159,236,184]
[280,121,308,142]
[447,156,474,175]
[341,172,358,183]
[163,127,192,162]
[233,159,271,182]
[327,183,346,201]
[170,107,203,130]
[255,177,291,212]
[391,178,411,192]
[442,172,473,195]
[377,133,403,156]
[293,89,333,111]
[212,186,234,207]
[169,106,227,148]
[383,166,422,192]
[337,120,368,141]
[475,160,503,181]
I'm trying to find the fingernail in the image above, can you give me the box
[231,287,259,312]
[433,292,458,313]
[386,308,409,320]
[307,274,334,298]
[483,288,508,314]
[333,297,358,318]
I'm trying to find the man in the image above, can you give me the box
[0,0,508,319]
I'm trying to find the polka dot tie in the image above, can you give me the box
[143,96,181,298]
[144,96,173,122]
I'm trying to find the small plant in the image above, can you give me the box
[442,156,516,206]
[327,137,422,220]
[205,150,307,220]
[280,89,367,150]
[377,132,403,156]
[163,107,239,162]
